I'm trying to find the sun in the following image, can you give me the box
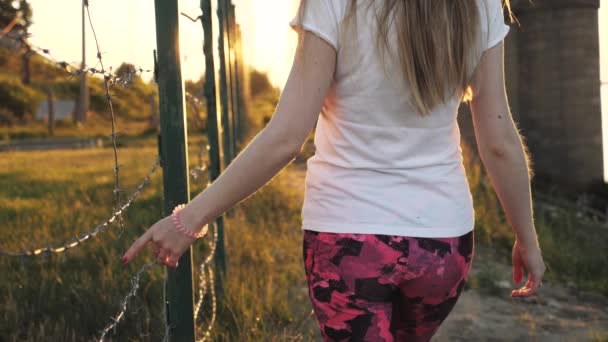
[239,0,299,89]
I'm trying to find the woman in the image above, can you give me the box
[123,0,547,340]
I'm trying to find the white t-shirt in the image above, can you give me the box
[289,0,510,238]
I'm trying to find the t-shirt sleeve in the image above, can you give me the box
[289,0,341,51]
[485,0,511,50]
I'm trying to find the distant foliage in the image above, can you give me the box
[0,48,65,80]
[0,75,43,123]
[249,69,275,98]
[0,46,277,130]
[0,49,159,124]
[185,76,204,98]
[247,70,280,133]
[0,47,20,72]
[0,0,32,32]
[104,76,157,121]
[114,62,138,79]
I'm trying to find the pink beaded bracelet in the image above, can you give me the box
[171,204,207,240]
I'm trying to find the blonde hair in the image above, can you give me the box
[295,0,515,116]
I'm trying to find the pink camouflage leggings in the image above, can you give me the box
[303,229,474,341]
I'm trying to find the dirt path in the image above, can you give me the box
[281,161,608,341]
[435,252,608,341]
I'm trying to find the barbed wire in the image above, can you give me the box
[197,266,217,342]
[95,159,216,342]
[0,157,161,257]
[2,2,222,341]
[186,123,218,340]
[183,88,217,338]
[194,215,219,341]
[194,216,218,321]
[0,30,152,88]
[170,86,219,338]
[185,91,208,181]
[98,261,157,342]
[84,0,128,235]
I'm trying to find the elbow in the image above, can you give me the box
[480,139,520,160]
[264,127,304,160]
[284,138,304,160]
[288,144,303,160]
[483,145,508,159]
[478,130,523,160]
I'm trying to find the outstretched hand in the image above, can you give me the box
[511,239,546,298]
[121,215,198,269]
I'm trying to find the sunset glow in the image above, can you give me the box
[23,0,608,181]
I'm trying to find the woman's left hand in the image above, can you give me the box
[121,215,197,269]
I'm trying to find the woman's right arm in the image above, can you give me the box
[468,41,546,297]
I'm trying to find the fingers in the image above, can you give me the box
[511,276,542,298]
[154,247,179,269]
[122,229,153,264]
[156,248,169,265]
[167,254,180,269]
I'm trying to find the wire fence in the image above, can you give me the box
[3,0,607,341]
[0,156,160,257]
[0,28,151,87]
[0,0,238,340]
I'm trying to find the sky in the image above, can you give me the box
[25,0,299,85]
[23,0,608,180]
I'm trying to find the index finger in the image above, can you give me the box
[122,230,153,264]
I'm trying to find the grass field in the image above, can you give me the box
[1,134,607,340]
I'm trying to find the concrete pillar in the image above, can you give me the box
[512,0,603,190]
[459,0,604,192]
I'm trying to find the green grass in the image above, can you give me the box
[0,140,319,340]
[463,141,608,296]
[1,146,167,340]
[0,133,606,340]
[0,114,152,141]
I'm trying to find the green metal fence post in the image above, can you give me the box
[228,3,239,156]
[233,20,243,147]
[217,0,233,168]
[153,1,196,340]
[235,24,250,143]
[200,0,226,297]
[218,0,237,218]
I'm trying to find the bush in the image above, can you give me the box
[30,76,158,122]
[107,78,157,120]
[250,69,275,98]
[0,76,44,122]
[0,107,16,126]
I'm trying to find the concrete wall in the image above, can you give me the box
[459,0,604,191]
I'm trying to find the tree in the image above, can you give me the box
[1,1,33,85]
[185,75,204,99]
[249,69,273,98]
[0,0,32,33]
[114,62,141,82]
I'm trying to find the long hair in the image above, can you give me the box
[295,0,515,116]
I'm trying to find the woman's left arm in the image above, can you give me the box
[122,30,337,267]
